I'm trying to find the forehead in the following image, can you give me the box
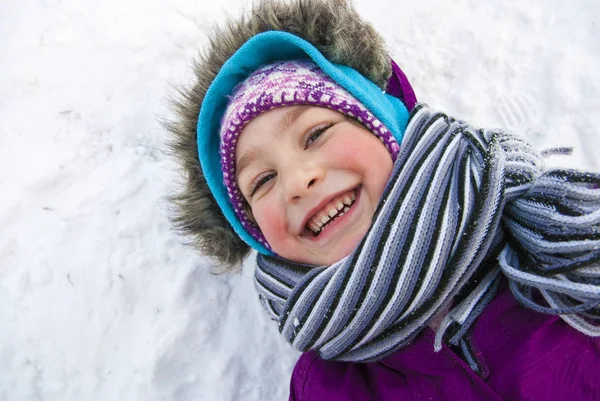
[236,105,336,149]
[234,105,343,180]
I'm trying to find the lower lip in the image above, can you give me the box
[304,187,362,243]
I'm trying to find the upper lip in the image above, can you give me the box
[298,187,356,235]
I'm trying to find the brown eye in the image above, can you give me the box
[250,173,275,196]
[304,122,334,149]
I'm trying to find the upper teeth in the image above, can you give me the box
[307,190,356,235]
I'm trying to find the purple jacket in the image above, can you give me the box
[289,283,600,400]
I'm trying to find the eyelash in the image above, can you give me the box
[303,122,334,149]
[248,122,336,197]
[249,172,275,197]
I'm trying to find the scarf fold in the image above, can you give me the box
[255,104,600,363]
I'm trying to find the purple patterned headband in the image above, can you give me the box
[219,60,399,250]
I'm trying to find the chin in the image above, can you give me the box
[275,214,372,266]
[315,229,367,266]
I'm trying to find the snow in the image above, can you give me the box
[0,0,598,400]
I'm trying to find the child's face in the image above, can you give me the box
[235,106,393,266]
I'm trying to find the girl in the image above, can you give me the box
[168,0,600,399]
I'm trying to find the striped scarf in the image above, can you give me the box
[254,104,600,364]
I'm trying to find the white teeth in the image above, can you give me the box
[307,189,358,236]
[309,221,323,234]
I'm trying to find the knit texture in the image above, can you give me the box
[194,31,410,256]
[220,61,400,249]
[255,104,600,363]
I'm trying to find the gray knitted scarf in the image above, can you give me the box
[254,104,600,364]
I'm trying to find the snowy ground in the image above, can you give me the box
[1,0,598,400]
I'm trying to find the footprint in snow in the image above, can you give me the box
[494,93,544,142]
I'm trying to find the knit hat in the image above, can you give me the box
[220,60,400,250]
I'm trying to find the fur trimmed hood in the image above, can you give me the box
[167,0,397,272]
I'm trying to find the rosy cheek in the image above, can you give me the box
[331,132,377,160]
[253,201,287,248]
[327,142,370,168]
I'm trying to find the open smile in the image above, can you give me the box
[301,186,360,239]
[307,188,357,235]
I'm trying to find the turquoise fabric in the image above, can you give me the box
[197,31,409,254]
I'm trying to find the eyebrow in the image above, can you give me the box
[278,105,310,135]
[236,148,262,181]
[236,106,310,179]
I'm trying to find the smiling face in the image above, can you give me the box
[235,105,393,266]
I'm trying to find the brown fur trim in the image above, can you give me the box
[166,0,392,273]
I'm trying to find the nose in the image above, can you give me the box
[282,161,324,203]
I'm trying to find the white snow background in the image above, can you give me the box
[1,0,599,400]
